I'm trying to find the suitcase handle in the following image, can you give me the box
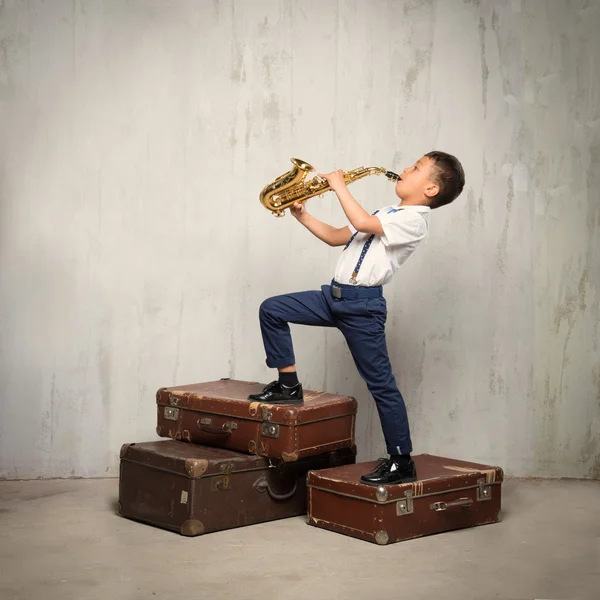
[197,418,238,435]
[430,497,473,511]
[253,477,297,501]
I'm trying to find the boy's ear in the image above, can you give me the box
[424,183,439,198]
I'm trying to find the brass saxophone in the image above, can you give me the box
[259,157,400,217]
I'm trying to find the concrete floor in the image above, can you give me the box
[0,478,599,600]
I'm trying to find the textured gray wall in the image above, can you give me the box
[0,0,598,479]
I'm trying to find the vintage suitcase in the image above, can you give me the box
[307,453,504,545]
[156,379,357,461]
[118,439,356,536]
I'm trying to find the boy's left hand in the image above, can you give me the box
[318,170,346,192]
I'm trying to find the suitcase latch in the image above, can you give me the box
[396,490,414,516]
[212,462,234,491]
[261,422,280,439]
[261,406,273,421]
[477,478,492,501]
[164,406,179,421]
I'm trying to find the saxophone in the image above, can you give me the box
[259,157,400,217]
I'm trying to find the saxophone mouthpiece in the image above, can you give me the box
[385,170,400,181]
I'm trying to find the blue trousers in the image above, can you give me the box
[258,281,412,455]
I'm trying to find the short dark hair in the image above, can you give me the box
[425,151,465,209]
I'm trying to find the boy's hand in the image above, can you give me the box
[290,201,308,221]
[318,170,346,192]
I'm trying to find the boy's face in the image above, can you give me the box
[395,156,439,203]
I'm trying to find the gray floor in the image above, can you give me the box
[0,478,599,600]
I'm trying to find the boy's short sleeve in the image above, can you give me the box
[375,210,427,247]
[348,223,357,234]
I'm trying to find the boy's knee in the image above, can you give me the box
[259,297,278,319]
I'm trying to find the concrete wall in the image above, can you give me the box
[0,0,598,479]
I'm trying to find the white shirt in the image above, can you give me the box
[333,205,430,287]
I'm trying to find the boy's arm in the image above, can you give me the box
[318,171,384,235]
[291,202,353,247]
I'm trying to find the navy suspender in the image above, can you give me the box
[344,208,402,284]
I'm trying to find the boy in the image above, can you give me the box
[249,151,465,485]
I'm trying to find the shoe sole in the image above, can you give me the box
[262,399,304,405]
[360,475,418,486]
[246,397,304,404]
[246,394,304,404]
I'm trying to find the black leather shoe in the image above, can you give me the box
[360,458,417,485]
[248,381,304,404]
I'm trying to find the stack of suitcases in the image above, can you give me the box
[119,379,504,545]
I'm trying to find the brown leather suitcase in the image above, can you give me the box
[156,379,357,461]
[118,439,356,536]
[307,453,504,545]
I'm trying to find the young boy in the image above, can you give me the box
[249,151,465,485]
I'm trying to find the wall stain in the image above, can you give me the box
[244,105,252,148]
[403,0,435,16]
[230,3,244,85]
[97,321,112,412]
[577,4,600,18]
[580,423,597,463]
[539,374,557,464]
[558,321,574,419]
[490,7,515,100]
[263,93,281,123]
[589,455,600,479]
[262,54,274,89]
[553,267,589,333]
[491,7,499,34]
[496,174,514,274]
[230,43,245,83]
[479,17,488,119]
[466,188,477,236]
[171,291,185,384]
[587,140,600,235]
[229,117,237,150]
[257,16,268,37]
[488,352,506,397]
[406,338,426,406]
[402,48,431,102]
[479,154,488,221]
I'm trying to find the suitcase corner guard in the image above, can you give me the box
[180,519,205,537]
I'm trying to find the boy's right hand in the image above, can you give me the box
[290,202,308,221]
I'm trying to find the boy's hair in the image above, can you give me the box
[425,151,465,209]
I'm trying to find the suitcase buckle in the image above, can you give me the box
[164,406,179,421]
[261,422,280,439]
[212,462,234,492]
[396,490,414,516]
[477,478,492,501]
